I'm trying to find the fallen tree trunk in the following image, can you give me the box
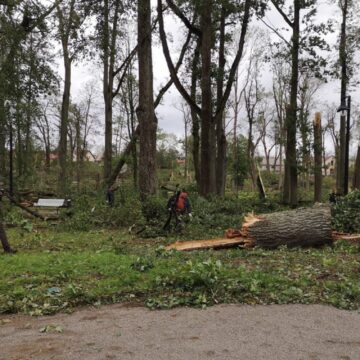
[166,207,333,251]
[241,207,333,249]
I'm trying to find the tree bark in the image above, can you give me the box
[0,99,6,177]
[191,40,201,186]
[215,6,227,197]
[337,114,346,194]
[103,0,121,183]
[338,0,348,195]
[57,0,75,195]
[137,0,157,199]
[353,144,360,190]
[313,113,322,202]
[0,195,15,253]
[167,206,333,251]
[242,206,332,249]
[199,0,216,196]
[285,0,300,207]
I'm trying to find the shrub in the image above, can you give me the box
[332,190,360,233]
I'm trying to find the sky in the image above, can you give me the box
[55,0,359,157]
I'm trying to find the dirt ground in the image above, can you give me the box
[1,304,359,360]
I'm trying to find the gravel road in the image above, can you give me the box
[1,304,359,360]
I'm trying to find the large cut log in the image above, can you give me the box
[166,207,333,251]
[240,207,333,249]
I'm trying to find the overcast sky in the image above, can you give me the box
[56,0,359,156]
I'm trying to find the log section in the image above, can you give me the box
[241,207,332,249]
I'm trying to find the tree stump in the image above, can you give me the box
[241,206,332,249]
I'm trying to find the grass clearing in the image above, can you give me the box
[1,227,359,315]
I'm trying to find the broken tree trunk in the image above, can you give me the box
[239,206,332,249]
[166,206,333,251]
[0,221,14,253]
[0,194,15,253]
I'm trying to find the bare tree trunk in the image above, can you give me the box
[0,110,5,177]
[353,144,360,190]
[215,6,226,197]
[75,112,81,191]
[322,131,327,176]
[285,1,300,206]
[191,41,201,186]
[184,109,189,181]
[314,113,322,202]
[199,0,216,196]
[56,0,78,195]
[128,71,138,189]
[337,114,346,194]
[103,0,121,183]
[0,222,13,253]
[338,0,348,196]
[137,0,157,199]
[58,58,71,195]
[0,197,15,253]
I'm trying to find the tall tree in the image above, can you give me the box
[335,0,360,194]
[137,0,157,198]
[158,0,252,197]
[55,0,89,194]
[270,0,329,205]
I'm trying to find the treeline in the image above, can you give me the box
[0,0,360,204]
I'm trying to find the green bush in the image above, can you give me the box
[141,195,167,224]
[332,190,360,233]
[63,189,144,231]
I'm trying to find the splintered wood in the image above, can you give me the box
[166,207,336,252]
[332,232,360,243]
[166,213,260,252]
[165,238,247,251]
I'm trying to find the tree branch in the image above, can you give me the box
[258,17,291,47]
[28,0,63,33]
[154,27,192,108]
[158,0,201,116]
[270,0,294,28]
[165,0,201,37]
[215,0,252,119]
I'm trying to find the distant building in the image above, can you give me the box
[176,158,186,167]
[49,152,59,161]
[323,155,336,176]
[259,157,284,173]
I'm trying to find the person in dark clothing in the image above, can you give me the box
[106,185,118,207]
[329,189,337,204]
[163,189,192,232]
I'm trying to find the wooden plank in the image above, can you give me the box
[166,238,246,251]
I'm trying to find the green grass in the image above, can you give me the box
[0,227,359,315]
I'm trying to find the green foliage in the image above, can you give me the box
[63,188,144,231]
[141,195,167,224]
[0,227,359,315]
[131,256,154,272]
[332,190,360,233]
[227,136,249,188]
